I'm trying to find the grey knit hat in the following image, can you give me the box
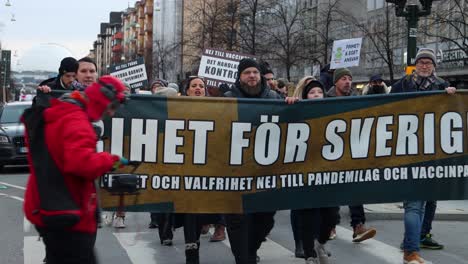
[415,48,436,66]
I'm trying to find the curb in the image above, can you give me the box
[364,212,468,221]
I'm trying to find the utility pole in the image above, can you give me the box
[386,0,440,74]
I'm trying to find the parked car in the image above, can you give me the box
[0,101,32,171]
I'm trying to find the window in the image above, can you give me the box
[368,0,384,11]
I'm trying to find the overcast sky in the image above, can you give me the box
[0,0,132,71]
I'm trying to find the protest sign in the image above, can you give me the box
[94,92,468,213]
[110,57,148,93]
[197,48,253,87]
[330,38,363,69]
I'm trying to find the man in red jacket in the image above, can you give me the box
[22,75,129,264]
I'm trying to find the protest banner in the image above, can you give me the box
[197,48,253,88]
[330,38,363,69]
[110,57,148,93]
[95,92,468,214]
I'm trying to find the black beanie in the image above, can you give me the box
[58,57,79,75]
[237,58,260,76]
[302,80,324,99]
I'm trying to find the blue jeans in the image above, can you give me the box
[421,201,437,236]
[403,201,426,252]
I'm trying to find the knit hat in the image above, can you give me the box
[237,58,260,76]
[58,57,79,75]
[415,48,436,66]
[151,78,168,88]
[333,68,352,84]
[369,74,383,82]
[168,83,179,92]
[85,75,127,121]
[302,80,324,99]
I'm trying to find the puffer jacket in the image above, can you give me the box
[23,99,116,233]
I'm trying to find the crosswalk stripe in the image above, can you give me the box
[0,181,26,190]
[113,232,158,264]
[24,236,45,264]
[335,226,402,264]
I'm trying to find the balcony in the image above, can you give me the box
[113,32,124,40]
[145,21,153,32]
[112,44,123,53]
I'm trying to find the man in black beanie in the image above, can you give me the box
[35,57,79,106]
[224,58,280,264]
[38,57,79,91]
[225,58,280,99]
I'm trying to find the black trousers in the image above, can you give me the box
[298,207,338,259]
[155,213,174,243]
[226,212,275,264]
[349,205,366,228]
[37,227,97,264]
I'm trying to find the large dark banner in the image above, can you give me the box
[95,91,468,213]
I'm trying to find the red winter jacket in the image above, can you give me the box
[24,99,116,233]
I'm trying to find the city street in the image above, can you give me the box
[1,167,468,264]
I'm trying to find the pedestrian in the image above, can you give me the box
[391,48,455,264]
[319,64,334,92]
[72,57,99,90]
[362,74,390,95]
[327,68,378,243]
[285,80,336,264]
[22,75,129,264]
[224,58,281,264]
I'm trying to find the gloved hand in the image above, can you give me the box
[112,155,129,171]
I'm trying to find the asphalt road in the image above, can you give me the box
[1,167,467,264]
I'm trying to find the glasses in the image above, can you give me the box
[416,61,434,67]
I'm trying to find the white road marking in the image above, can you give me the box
[113,232,158,264]
[24,236,45,264]
[0,192,24,202]
[335,225,403,264]
[0,181,26,190]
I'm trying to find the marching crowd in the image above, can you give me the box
[25,47,456,264]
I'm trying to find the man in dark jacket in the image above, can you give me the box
[38,57,79,91]
[326,68,377,245]
[23,76,128,264]
[391,48,456,264]
[224,58,280,264]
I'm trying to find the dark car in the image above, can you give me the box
[0,101,32,171]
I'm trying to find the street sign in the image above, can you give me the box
[198,48,254,88]
[110,57,148,93]
[330,38,363,69]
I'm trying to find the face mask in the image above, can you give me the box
[368,85,385,94]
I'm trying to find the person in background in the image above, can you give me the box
[150,78,169,94]
[72,57,99,90]
[319,64,334,92]
[362,74,390,95]
[263,69,277,91]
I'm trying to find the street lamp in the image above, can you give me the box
[386,0,441,71]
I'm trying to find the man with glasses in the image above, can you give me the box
[391,48,456,264]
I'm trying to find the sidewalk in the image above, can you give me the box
[361,200,468,221]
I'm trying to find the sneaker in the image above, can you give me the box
[315,242,330,264]
[305,257,320,264]
[329,228,337,240]
[148,222,158,229]
[112,216,126,228]
[403,251,429,264]
[162,239,173,246]
[352,223,376,242]
[210,225,226,242]
[420,234,444,250]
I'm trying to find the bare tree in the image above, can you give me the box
[344,3,404,83]
[422,0,468,54]
[238,0,270,55]
[313,0,344,65]
[264,1,312,81]
[153,40,182,81]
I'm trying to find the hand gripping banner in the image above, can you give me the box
[97,91,468,213]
